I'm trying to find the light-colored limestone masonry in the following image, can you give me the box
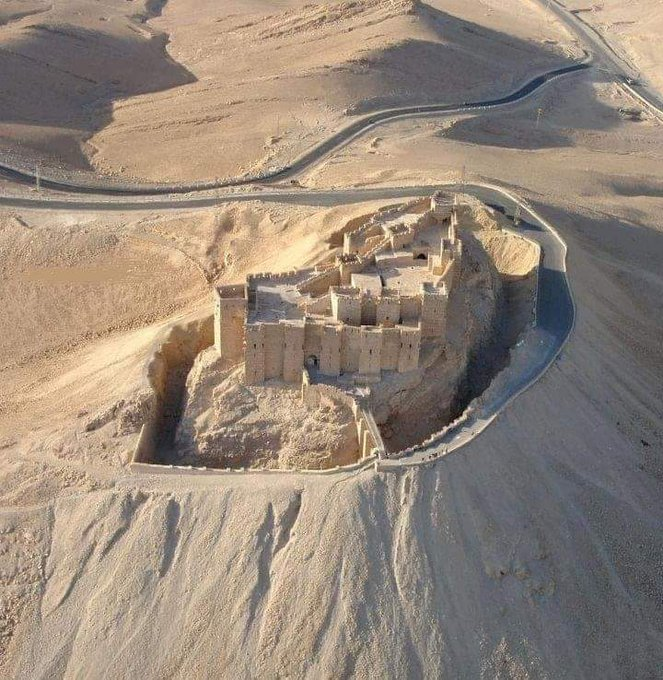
[132,190,542,471]
[209,191,468,459]
[213,191,465,391]
[301,369,384,459]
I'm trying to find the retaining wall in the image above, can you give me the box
[297,267,341,295]
[300,376,385,459]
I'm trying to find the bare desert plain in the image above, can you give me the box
[0,0,662,678]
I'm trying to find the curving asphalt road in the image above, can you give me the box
[0,60,589,196]
[537,0,663,119]
[0,0,661,203]
[376,182,574,467]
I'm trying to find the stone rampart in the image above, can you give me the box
[341,325,361,373]
[304,293,331,315]
[375,296,400,326]
[382,405,477,461]
[362,237,392,262]
[380,327,400,370]
[214,290,246,361]
[264,323,284,379]
[320,324,342,376]
[283,323,305,382]
[399,295,422,323]
[342,196,449,259]
[245,317,423,384]
[339,257,365,285]
[314,261,338,273]
[300,379,385,459]
[359,328,382,376]
[420,284,448,338]
[397,326,421,373]
[296,267,341,296]
[244,324,266,384]
[331,287,362,325]
[247,269,302,287]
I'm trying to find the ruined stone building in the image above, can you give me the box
[213,192,464,387]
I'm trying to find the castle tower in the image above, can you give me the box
[359,328,382,377]
[282,322,305,383]
[375,296,400,327]
[343,232,356,255]
[341,325,361,373]
[214,285,247,363]
[263,323,284,380]
[331,287,362,326]
[244,324,265,385]
[420,283,448,339]
[380,327,400,370]
[397,326,421,373]
[338,253,364,285]
[430,191,453,222]
[320,325,342,377]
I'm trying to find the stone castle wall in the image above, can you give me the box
[244,324,265,384]
[243,318,422,385]
[420,286,448,338]
[244,321,306,385]
[331,287,362,326]
[381,327,400,370]
[300,373,385,458]
[398,326,420,373]
[283,324,305,383]
[214,286,247,363]
[304,293,331,315]
[342,325,361,373]
[214,192,464,387]
[359,328,382,377]
[296,268,340,296]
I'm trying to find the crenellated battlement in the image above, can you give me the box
[213,192,467,388]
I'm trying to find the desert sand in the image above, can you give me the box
[173,356,361,469]
[0,0,580,182]
[562,0,663,93]
[1,0,662,678]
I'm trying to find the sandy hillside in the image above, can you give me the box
[0,214,207,374]
[91,0,580,182]
[305,68,663,190]
[0,0,49,25]
[0,0,662,678]
[0,0,579,183]
[562,0,663,94]
[0,0,195,173]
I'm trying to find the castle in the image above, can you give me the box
[213,192,464,386]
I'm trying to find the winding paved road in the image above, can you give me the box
[0,0,661,201]
[537,0,663,119]
[0,61,589,196]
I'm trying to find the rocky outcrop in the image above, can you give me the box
[173,352,360,470]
